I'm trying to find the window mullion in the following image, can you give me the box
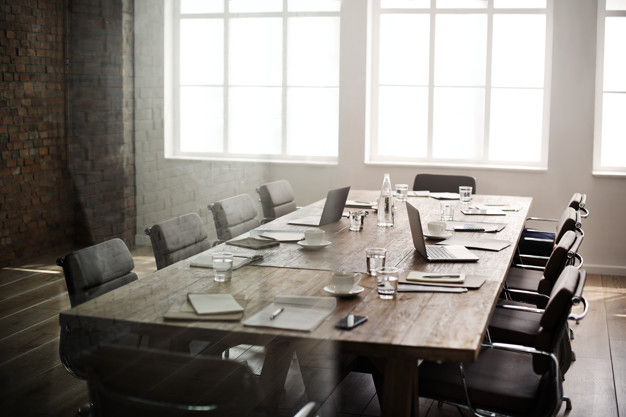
[282,0,288,155]
[483,0,494,162]
[427,1,436,159]
[223,0,230,153]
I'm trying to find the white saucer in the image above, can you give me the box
[424,231,452,240]
[323,285,364,297]
[298,240,331,250]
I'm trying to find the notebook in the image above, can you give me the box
[406,202,479,262]
[288,186,351,227]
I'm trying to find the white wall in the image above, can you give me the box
[134,0,626,275]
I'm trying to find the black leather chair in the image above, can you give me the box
[145,213,212,270]
[417,266,583,417]
[412,173,476,193]
[515,206,582,264]
[84,344,318,417]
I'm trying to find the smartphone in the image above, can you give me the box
[335,315,368,330]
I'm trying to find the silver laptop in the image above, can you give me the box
[288,186,351,227]
[406,202,479,262]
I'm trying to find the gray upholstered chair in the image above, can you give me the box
[208,194,261,244]
[57,238,138,308]
[56,238,139,413]
[256,180,298,222]
[412,173,477,193]
[417,266,583,417]
[145,213,212,270]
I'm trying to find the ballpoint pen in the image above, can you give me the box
[269,307,284,320]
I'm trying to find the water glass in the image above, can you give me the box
[395,184,409,202]
[213,252,233,282]
[440,202,454,221]
[376,266,400,299]
[349,210,365,231]
[366,248,387,276]
[459,186,473,205]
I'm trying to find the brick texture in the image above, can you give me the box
[0,0,73,266]
[0,0,135,268]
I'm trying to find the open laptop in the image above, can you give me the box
[288,186,351,227]
[406,202,479,262]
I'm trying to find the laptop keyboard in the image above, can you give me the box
[426,245,456,260]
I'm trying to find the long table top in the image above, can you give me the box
[60,190,531,364]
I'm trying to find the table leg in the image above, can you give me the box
[381,357,419,417]
[259,338,296,412]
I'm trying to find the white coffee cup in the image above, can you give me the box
[333,271,362,294]
[427,221,446,235]
[304,229,325,245]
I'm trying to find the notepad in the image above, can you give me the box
[243,296,336,332]
[164,299,244,321]
[260,231,305,242]
[188,293,244,315]
[190,253,262,269]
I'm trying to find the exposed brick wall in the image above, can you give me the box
[0,0,73,266]
[66,0,135,247]
[1,0,135,267]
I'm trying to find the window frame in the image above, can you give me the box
[165,0,341,165]
[593,0,626,176]
[365,0,554,170]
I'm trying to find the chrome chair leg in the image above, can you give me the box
[563,396,572,411]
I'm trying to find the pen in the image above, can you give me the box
[269,307,284,320]
[421,274,461,279]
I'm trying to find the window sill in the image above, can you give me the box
[165,153,338,166]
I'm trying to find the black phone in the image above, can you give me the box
[335,315,368,330]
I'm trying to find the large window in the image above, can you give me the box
[168,0,340,163]
[367,0,552,169]
[594,0,626,175]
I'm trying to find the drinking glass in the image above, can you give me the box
[213,252,233,282]
[366,248,386,276]
[459,186,473,205]
[395,184,409,202]
[376,266,400,299]
[440,202,454,221]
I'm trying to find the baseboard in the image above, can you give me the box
[583,263,626,277]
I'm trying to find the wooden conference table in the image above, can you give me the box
[59,190,532,417]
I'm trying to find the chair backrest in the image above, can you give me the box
[57,238,137,307]
[537,229,584,296]
[554,206,581,245]
[208,194,261,242]
[84,344,261,417]
[533,265,582,374]
[412,173,477,193]
[145,213,212,270]
[256,180,297,221]
[568,192,589,218]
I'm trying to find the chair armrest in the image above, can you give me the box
[496,303,545,314]
[512,262,546,271]
[293,402,318,417]
[569,295,588,323]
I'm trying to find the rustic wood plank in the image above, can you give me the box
[0,316,61,365]
[0,296,69,340]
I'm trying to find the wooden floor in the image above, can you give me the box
[0,246,623,417]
